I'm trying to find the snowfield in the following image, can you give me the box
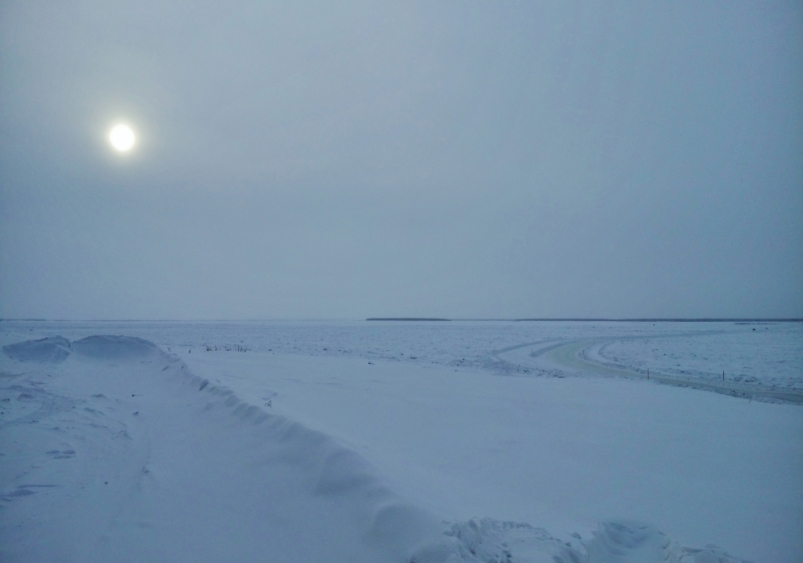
[1,321,801,562]
[583,326,802,389]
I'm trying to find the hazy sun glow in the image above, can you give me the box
[108,124,136,152]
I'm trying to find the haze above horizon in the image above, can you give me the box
[1,1,801,320]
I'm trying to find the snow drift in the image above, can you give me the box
[71,335,159,360]
[1,334,158,364]
[0,334,773,562]
[1,336,443,562]
[2,335,72,363]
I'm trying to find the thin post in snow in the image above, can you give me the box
[647,368,650,380]
[722,370,725,381]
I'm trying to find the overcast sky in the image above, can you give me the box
[1,1,801,320]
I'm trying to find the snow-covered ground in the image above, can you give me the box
[1,321,802,562]
[2,320,800,385]
[584,324,802,389]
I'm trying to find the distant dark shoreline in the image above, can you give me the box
[2,317,801,323]
[366,318,452,322]
[512,318,803,322]
[366,318,803,322]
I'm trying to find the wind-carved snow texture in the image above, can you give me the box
[0,334,761,563]
[411,519,752,563]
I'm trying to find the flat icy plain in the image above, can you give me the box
[1,320,801,562]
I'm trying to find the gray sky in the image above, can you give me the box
[1,1,801,320]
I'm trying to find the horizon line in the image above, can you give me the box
[2,317,802,323]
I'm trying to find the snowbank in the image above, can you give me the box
[2,335,72,363]
[3,329,799,562]
[71,335,160,360]
[1,336,443,562]
[180,349,801,562]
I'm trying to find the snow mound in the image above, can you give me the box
[408,519,754,563]
[564,521,753,563]
[71,335,159,360]
[410,518,571,562]
[1,334,158,363]
[2,336,72,363]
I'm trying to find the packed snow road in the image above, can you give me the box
[497,338,803,404]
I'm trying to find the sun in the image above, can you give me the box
[108,123,136,152]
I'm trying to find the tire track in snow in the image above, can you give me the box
[499,338,803,404]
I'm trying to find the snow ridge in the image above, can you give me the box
[2,335,72,363]
[0,335,762,562]
[156,348,446,561]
